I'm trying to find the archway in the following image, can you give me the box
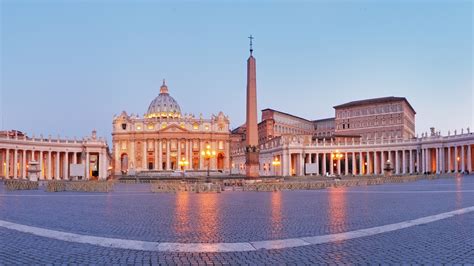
[120,153,129,174]
[217,153,225,170]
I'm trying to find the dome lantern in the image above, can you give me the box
[160,79,169,94]
[145,79,182,119]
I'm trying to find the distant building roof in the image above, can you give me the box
[313,117,335,123]
[261,108,312,122]
[333,96,416,114]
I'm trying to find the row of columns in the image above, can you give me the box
[118,138,230,172]
[0,149,106,180]
[275,144,473,176]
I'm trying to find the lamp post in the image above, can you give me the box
[272,156,281,176]
[178,157,189,177]
[201,144,216,182]
[331,150,343,176]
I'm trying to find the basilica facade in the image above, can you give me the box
[112,80,231,176]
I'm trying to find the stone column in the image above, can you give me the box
[284,149,291,176]
[415,150,419,174]
[22,150,27,178]
[344,152,348,175]
[424,149,428,174]
[439,148,444,173]
[461,145,465,172]
[402,150,407,175]
[158,140,163,170]
[299,153,304,176]
[337,155,341,175]
[467,145,472,172]
[177,140,181,170]
[435,148,439,174]
[447,146,452,172]
[39,151,44,179]
[322,153,327,176]
[395,150,400,175]
[315,153,320,175]
[381,151,385,174]
[98,152,105,180]
[5,149,9,178]
[329,153,334,176]
[47,151,52,179]
[388,150,393,167]
[142,141,147,170]
[64,152,69,180]
[85,152,90,180]
[130,140,135,169]
[154,140,159,170]
[13,149,18,179]
[55,152,60,179]
[190,140,194,170]
[227,141,233,172]
[359,151,363,175]
[352,152,356,175]
[373,151,378,175]
[409,150,414,174]
[166,140,171,170]
[366,151,371,175]
[454,146,458,172]
[199,140,204,170]
[212,141,218,170]
[184,140,189,170]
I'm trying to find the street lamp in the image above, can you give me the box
[178,157,189,171]
[201,144,216,181]
[272,156,281,176]
[331,150,343,175]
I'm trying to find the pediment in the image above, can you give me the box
[159,124,189,133]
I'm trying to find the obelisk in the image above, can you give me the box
[245,35,259,178]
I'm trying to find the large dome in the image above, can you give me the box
[145,80,182,119]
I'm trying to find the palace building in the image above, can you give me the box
[333,96,416,140]
[112,80,231,176]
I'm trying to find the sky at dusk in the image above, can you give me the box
[1,0,472,144]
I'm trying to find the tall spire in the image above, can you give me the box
[160,79,169,94]
[245,35,259,178]
[248,35,254,55]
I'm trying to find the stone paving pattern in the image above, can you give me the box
[0,176,473,264]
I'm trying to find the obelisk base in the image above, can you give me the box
[245,151,260,178]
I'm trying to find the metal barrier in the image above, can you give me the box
[4,180,39,191]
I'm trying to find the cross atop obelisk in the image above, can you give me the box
[248,35,254,55]
[245,35,259,178]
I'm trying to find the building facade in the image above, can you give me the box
[333,96,416,140]
[313,118,335,139]
[112,80,231,176]
[0,130,109,180]
[258,109,314,144]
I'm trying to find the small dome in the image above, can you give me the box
[145,80,182,119]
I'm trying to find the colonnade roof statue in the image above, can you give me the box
[145,79,182,119]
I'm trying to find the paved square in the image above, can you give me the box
[1,176,473,264]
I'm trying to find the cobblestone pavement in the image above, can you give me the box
[1,176,473,264]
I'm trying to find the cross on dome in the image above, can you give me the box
[160,79,169,94]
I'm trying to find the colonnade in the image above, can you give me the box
[0,148,108,180]
[233,133,474,177]
[273,144,473,177]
